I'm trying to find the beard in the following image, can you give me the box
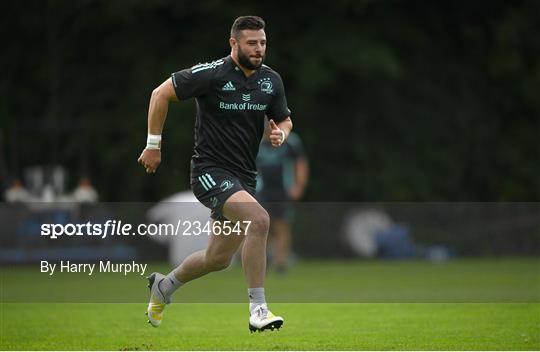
[237,47,265,70]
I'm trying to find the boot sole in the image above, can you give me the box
[249,319,283,332]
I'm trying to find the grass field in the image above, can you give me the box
[1,303,538,350]
[1,259,539,350]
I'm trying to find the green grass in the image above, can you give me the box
[1,303,538,350]
[1,258,539,350]
[2,258,539,303]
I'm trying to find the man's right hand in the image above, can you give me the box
[137,149,161,173]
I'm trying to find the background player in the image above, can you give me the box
[256,131,309,273]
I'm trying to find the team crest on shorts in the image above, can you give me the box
[220,180,234,192]
[210,197,219,208]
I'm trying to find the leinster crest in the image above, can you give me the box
[258,77,273,94]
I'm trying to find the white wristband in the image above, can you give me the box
[279,130,286,143]
[146,134,161,150]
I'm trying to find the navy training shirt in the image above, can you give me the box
[256,132,306,200]
[171,55,291,181]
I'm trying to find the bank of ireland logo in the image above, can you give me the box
[258,77,273,94]
[222,81,236,91]
[242,93,251,101]
[220,180,234,192]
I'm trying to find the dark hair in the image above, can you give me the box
[230,16,265,38]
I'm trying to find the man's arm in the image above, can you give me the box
[268,117,293,147]
[148,78,179,134]
[289,157,309,200]
[137,78,178,173]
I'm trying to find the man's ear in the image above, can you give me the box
[229,37,237,49]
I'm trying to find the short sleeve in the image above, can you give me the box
[171,65,213,100]
[266,74,291,123]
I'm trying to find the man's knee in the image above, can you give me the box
[205,252,233,272]
[246,209,270,236]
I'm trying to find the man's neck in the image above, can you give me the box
[231,53,256,78]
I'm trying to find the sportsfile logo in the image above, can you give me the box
[40,219,252,238]
[222,81,236,91]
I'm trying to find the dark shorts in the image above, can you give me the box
[256,192,295,223]
[191,164,256,220]
[263,202,295,223]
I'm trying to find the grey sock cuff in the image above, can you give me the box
[167,272,182,286]
[248,287,266,305]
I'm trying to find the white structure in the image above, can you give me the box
[147,191,211,266]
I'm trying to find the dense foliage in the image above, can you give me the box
[2,0,538,201]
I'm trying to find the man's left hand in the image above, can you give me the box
[268,119,285,147]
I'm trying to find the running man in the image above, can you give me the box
[137,16,292,332]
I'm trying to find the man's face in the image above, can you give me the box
[234,29,266,70]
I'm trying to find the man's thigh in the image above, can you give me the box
[222,190,268,226]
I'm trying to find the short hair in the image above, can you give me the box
[230,16,265,38]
